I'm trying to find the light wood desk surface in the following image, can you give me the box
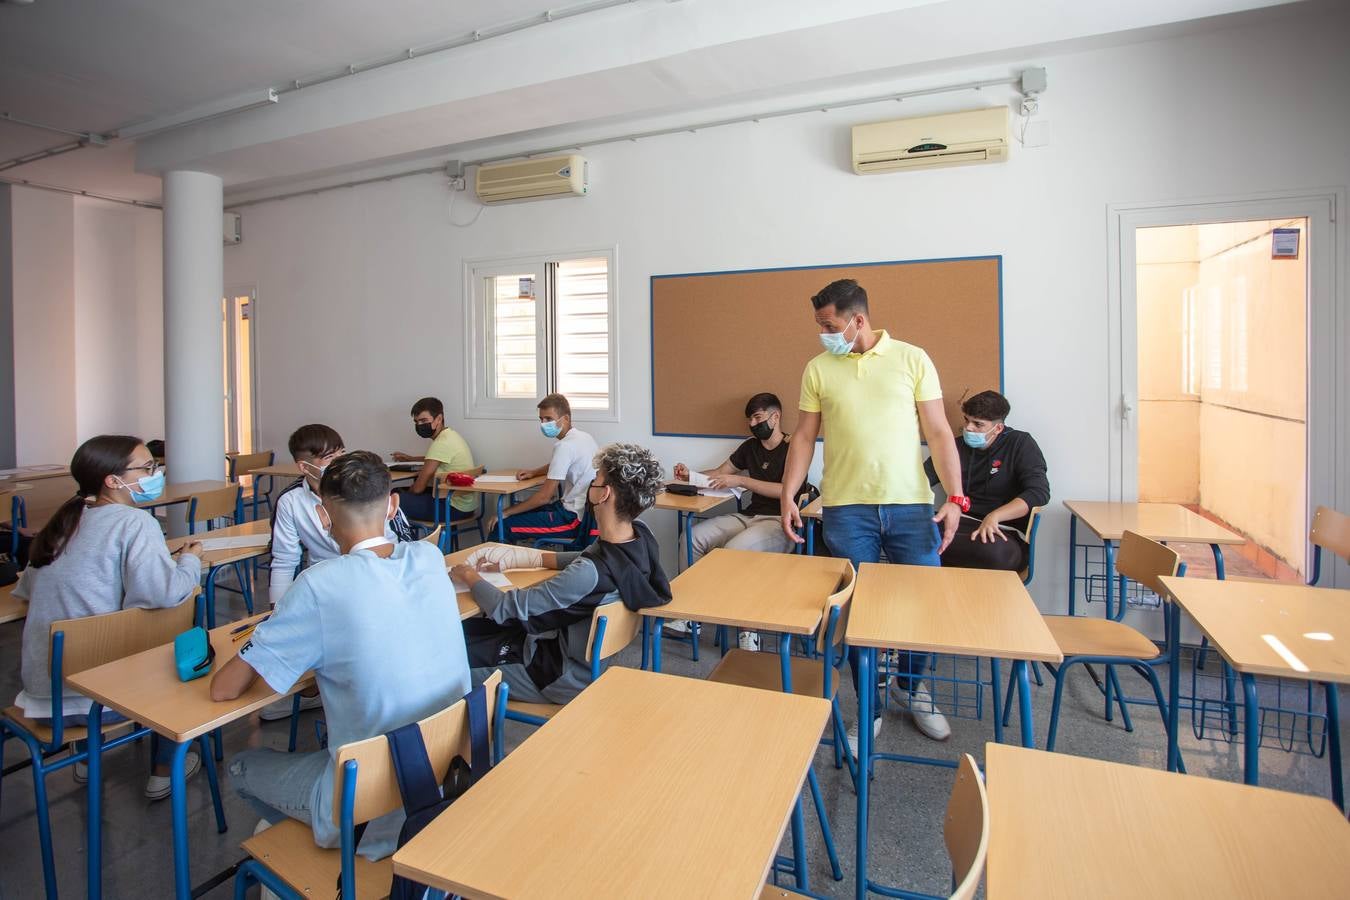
[4,474,78,532]
[800,496,823,519]
[654,488,737,515]
[443,542,559,620]
[0,582,27,625]
[250,461,417,483]
[135,479,232,510]
[66,613,313,743]
[985,742,1350,899]
[450,471,547,496]
[0,465,70,482]
[0,481,33,496]
[393,667,830,900]
[166,520,272,567]
[847,563,1062,663]
[1159,575,1350,682]
[645,547,845,635]
[1063,500,1244,545]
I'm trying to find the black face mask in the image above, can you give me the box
[750,420,774,441]
[415,422,435,439]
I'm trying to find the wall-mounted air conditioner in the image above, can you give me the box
[475,154,588,204]
[852,107,1009,174]
[223,212,242,244]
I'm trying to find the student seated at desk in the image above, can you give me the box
[671,392,811,651]
[211,451,471,859]
[391,396,479,526]
[924,390,1050,573]
[14,435,204,799]
[451,443,670,704]
[489,392,598,543]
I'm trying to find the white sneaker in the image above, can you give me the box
[845,717,883,758]
[892,679,952,742]
[73,759,88,784]
[663,620,691,634]
[144,750,202,800]
[738,631,761,652]
[259,693,323,721]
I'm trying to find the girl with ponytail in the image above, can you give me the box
[15,435,207,799]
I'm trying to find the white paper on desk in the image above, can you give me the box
[685,470,745,499]
[0,468,21,476]
[474,474,520,484]
[198,534,273,552]
[452,571,515,593]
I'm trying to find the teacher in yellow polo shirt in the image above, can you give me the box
[780,278,966,749]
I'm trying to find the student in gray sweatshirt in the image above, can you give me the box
[14,434,205,799]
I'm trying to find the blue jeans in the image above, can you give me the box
[822,503,941,718]
[40,709,178,766]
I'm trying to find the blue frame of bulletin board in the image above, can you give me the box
[649,255,1004,439]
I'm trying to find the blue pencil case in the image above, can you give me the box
[174,627,216,682]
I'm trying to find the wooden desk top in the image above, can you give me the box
[0,582,27,625]
[846,564,1062,663]
[0,465,71,482]
[0,481,33,496]
[1159,575,1350,682]
[985,743,1350,899]
[166,520,272,567]
[135,480,232,510]
[443,543,559,618]
[250,462,416,483]
[393,667,830,899]
[450,471,546,496]
[800,496,823,519]
[65,613,312,742]
[643,548,844,635]
[1063,500,1244,545]
[654,488,737,514]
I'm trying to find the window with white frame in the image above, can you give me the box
[467,251,616,419]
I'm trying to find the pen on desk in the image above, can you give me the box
[231,615,270,641]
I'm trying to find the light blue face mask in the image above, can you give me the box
[119,470,165,503]
[963,428,997,449]
[818,321,857,356]
[540,420,561,439]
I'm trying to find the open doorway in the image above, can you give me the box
[222,288,257,458]
[1135,219,1307,581]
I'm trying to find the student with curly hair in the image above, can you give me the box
[452,442,671,704]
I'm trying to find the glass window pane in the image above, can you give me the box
[491,273,538,399]
[554,257,610,410]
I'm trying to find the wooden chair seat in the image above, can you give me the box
[707,649,831,699]
[0,583,27,625]
[1043,616,1160,660]
[242,819,391,900]
[506,700,562,720]
[760,885,810,898]
[2,706,135,746]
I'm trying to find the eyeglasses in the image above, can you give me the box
[126,461,162,477]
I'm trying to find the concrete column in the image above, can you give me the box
[162,171,224,499]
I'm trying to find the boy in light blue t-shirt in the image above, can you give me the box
[211,451,471,858]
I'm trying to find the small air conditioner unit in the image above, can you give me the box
[223,212,241,245]
[475,154,588,204]
[852,107,1009,174]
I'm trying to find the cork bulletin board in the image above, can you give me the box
[651,256,1003,437]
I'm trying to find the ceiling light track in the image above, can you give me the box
[0,111,108,144]
[0,175,161,209]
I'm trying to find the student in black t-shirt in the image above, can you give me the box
[671,393,808,650]
[924,390,1050,573]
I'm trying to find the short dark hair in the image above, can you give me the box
[744,393,781,418]
[961,390,1010,423]
[538,393,571,418]
[288,424,344,459]
[319,450,391,507]
[411,397,443,419]
[810,278,869,316]
[593,443,664,521]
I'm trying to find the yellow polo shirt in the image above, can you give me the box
[426,427,478,514]
[799,330,942,506]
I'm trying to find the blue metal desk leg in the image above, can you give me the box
[854,646,875,900]
[1241,673,1260,787]
[495,495,507,542]
[204,566,219,629]
[651,618,664,673]
[170,739,194,898]
[87,701,105,900]
[806,519,815,557]
[640,618,650,670]
[684,511,694,569]
[1014,660,1036,748]
[1325,682,1343,811]
[1067,514,1078,615]
[1166,602,1182,772]
[989,658,1003,745]
[1101,539,1116,722]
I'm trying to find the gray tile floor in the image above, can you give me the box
[2,587,1346,899]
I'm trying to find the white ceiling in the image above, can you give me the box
[0,0,1311,204]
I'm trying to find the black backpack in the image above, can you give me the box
[338,683,492,900]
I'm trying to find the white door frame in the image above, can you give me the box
[222,285,260,454]
[1106,187,1346,587]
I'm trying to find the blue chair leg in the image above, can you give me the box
[198,735,228,834]
[232,562,254,615]
[1046,661,1072,751]
[689,622,700,661]
[26,741,58,900]
[1137,664,1186,775]
[1326,682,1343,811]
[287,694,302,753]
[1107,666,1134,732]
[1031,661,1044,687]
[806,768,843,881]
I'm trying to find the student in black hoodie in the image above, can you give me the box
[925,391,1050,573]
[451,442,671,704]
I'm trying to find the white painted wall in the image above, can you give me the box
[9,187,76,465]
[223,3,1350,602]
[73,198,165,443]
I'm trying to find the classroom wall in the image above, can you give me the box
[222,3,1350,600]
[0,185,14,469]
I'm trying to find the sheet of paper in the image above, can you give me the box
[474,474,520,483]
[198,534,273,552]
[452,570,515,593]
[686,470,712,488]
[699,487,741,499]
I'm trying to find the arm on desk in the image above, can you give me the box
[210,655,258,701]
[410,458,439,494]
[468,556,594,625]
[125,514,203,609]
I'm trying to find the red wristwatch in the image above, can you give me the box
[947,495,971,513]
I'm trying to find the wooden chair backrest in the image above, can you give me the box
[335,670,502,827]
[1017,505,1045,583]
[188,485,242,526]
[585,600,642,663]
[817,561,857,655]
[1310,506,1350,562]
[51,592,197,677]
[1115,530,1182,596]
[230,451,273,479]
[944,753,989,900]
[420,525,443,546]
